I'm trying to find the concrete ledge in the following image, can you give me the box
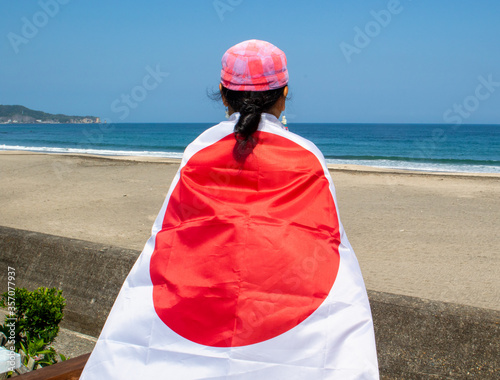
[1,226,498,379]
[369,291,499,379]
[0,226,138,336]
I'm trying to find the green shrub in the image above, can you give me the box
[0,287,66,370]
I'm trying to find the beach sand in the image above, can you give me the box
[1,151,498,311]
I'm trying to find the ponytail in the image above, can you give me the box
[219,86,286,160]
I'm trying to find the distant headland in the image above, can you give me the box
[0,105,100,124]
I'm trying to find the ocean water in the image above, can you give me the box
[0,122,499,173]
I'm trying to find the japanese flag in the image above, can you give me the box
[81,114,379,379]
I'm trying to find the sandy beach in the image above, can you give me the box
[0,151,498,311]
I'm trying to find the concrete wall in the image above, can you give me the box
[1,226,498,379]
[369,291,498,378]
[0,226,137,336]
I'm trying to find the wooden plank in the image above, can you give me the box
[14,353,90,380]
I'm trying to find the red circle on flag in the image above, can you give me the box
[150,132,340,347]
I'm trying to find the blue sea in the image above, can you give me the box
[0,122,499,173]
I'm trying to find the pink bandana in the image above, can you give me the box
[221,39,289,91]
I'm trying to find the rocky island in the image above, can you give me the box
[0,105,100,124]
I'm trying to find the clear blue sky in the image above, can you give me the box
[1,0,499,124]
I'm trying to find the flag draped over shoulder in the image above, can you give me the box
[81,113,379,379]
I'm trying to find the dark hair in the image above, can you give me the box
[212,86,287,160]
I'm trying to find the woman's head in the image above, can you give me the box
[218,40,289,158]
